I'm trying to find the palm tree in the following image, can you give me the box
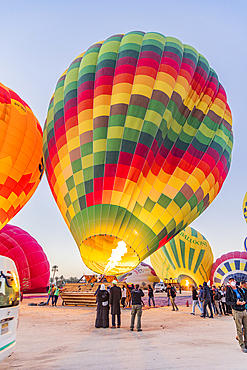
[51,265,59,282]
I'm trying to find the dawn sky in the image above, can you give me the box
[0,0,246,277]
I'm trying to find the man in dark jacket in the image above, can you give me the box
[109,280,122,328]
[226,277,247,352]
[201,282,213,318]
[130,284,144,332]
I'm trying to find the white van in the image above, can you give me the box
[0,256,20,363]
[154,282,166,292]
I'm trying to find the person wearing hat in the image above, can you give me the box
[226,277,247,352]
[109,280,122,328]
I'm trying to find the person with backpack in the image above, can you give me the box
[201,282,213,318]
[191,286,202,315]
[213,286,222,316]
[169,285,178,311]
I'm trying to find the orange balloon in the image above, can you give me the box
[0,83,43,228]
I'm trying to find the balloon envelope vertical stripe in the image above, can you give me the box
[43,31,233,275]
[150,226,213,286]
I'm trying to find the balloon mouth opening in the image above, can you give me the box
[79,235,140,275]
[178,275,196,290]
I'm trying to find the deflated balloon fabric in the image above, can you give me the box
[43,31,233,275]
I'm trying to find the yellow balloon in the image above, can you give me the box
[150,226,213,286]
[243,193,247,222]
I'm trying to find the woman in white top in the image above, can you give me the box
[121,286,127,308]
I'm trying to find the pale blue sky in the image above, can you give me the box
[0,0,246,277]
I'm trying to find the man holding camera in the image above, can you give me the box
[130,284,144,332]
[226,277,247,352]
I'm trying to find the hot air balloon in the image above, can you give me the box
[0,224,50,293]
[118,262,160,288]
[0,83,43,229]
[43,31,233,275]
[210,251,247,286]
[244,237,247,252]
[243,193,247,223]
[150,226,213,287]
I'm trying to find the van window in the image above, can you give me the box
[0,271,20,308]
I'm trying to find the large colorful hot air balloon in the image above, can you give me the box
[150,226,213,287]
[43,31,233,275]
[210,251,247,286]
[118,262,160,288]
[0,224,50,293]
[0,83,43,229]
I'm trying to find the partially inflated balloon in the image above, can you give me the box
[0,83,43,228]
[0,224,50,293]
[43,31,233,275]
[150,226,213,286]
[243,193,247,222]
[118,262,160,287]
[210,251,247,286]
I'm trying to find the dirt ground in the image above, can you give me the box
[0,294,246,370]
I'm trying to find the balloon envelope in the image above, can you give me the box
[150,226,213,286]
[243,193,247,223]
[0,224,50,293]
[118,262,160,288]
[43,31,233,275]
[210,251,247,286]
[0,83,43,229]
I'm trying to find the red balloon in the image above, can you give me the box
[0,224,50,293]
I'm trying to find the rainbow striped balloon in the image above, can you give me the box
[210,251,247,286]
[43,31,233,275]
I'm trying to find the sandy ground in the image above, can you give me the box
[0,293,246,370]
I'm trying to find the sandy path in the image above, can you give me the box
[0,296,246,369]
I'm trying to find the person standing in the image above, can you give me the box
[221,286,229,315]
[125,283,131,307]
[170,285,179,311]
[95,284,109,328]
[201,282,213,318]
[148,285,155,307]
[46,284,55,306]
[53,286,60,306]
[121,285,127,308]
[191,286,202,315]
[130,284,144,331]
[109,280,122,328]
[166,284,171,306]
[226,277,247,352]
[213,286,222,316]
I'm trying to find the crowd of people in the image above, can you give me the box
[45,277,247,353]
[191,279,247,353]
[191,283,231,318]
